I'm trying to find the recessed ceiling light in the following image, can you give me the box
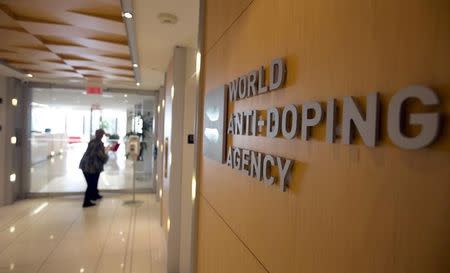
[133,63,138,68]
[26,73,33,78]
[124,94,128,98]
[122,12,133,19]
[136,82,140,86]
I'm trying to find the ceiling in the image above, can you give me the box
[0,0,199,90]
[134,0,199,85]
[32,87,154,111]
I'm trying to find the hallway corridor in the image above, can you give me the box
[0,194,166,273]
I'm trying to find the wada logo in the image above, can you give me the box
[203,85,228,163]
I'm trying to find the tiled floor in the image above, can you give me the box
[0,194,167,273]
[30,143,154,193]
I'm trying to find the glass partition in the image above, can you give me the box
[29,87,156,194]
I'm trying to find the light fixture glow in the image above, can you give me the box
[122,12,133,19]
[9,173,16,182]
[157,105,160,113]
[162,99,165,108]
[191,174,197,201]
[136,82,140,86]
[133,63,138,68]
[9,226,15,233]
[171,85,174,99]
[155,174,158,181]
[26,73,33,78]
[9,264,14,271]
[196,51,201,76]
[10,136,17,144]
[11,98,18,106]
[80,268,85,273]
[50,235,54,240]
[124,94,128,98]
[30,167,34,173]
[50,151,55,156]
[167,218,171,231]
[159,188,162,198]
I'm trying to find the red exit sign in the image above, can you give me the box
[86,86,103,95]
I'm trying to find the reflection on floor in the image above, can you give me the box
[0,194,166,273]
[31,143,153,193]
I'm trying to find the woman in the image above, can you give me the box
[79,129,109,207]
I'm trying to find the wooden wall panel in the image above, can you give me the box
[198,0,450,273]
[204,0,253,52]
[197,196,268,273]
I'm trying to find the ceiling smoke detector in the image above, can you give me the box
[157,13,178,24]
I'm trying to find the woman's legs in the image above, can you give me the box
[93,173,102,199]
[83,172,96,207]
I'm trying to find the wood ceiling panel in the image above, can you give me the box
[0,52,61,62]
[77,68,133,76]
[0,7,21,28]
[0,0,134,82]
[72,38,129,54]
[62,11,125,35]
[67,54,131,66]
[46,44,129,56]
[32,71,84,78]
[9,48,62,60]
[103,75,135,81]
[64,60,132,71]
[18,21,109,39]
[9,62,74,71]
[0,28,44,48]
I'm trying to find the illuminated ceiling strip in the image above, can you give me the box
[121,0,141,85]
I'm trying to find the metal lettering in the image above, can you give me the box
[248,70,258,97]
[342,93,380,147]
[281,104,298,139]
[238,76,247,100]
[267,107,280,138]
[226,147,233,167]
[263,155,275,185]
[301,101,323,141]
[241,149,250,175]
[234,112,243,135]
[326,98,337,143]
[388,86,440,149]
[276,157,293,192]
[233,147,242,170]
[258,66,268,94]
[229,79,238,101]
[250,150,262,180]
[269,58,286,91]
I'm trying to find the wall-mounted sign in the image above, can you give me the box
[86,86,103,95]
[203,57,443,192]
[203,86,228,162]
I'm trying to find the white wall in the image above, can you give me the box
[178,48,197,273]
[0,76,26,206]
[162,46,198,273]
[0,76,7,205]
